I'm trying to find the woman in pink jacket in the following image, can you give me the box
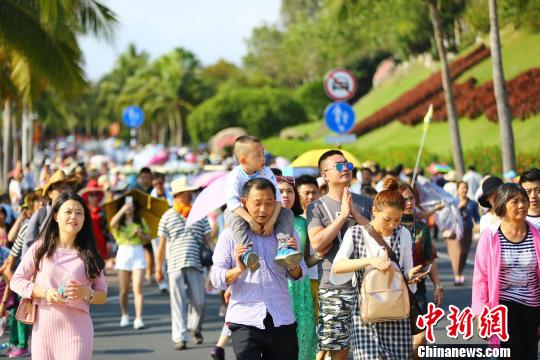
[472,183,540,359]
[11,193,107,360]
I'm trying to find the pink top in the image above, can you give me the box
[471,221,540,346]
[11,241,107,313]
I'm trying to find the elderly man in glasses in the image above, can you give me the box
[307,150,373,360]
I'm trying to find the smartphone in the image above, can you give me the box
[411,264,432,281]
[125,196,133,205]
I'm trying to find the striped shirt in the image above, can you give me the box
[157,208,211,273]
[10,219,30,259]
[499,226,540,306]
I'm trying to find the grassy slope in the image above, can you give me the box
[265,29,540,162]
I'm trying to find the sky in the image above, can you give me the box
[79,0,281,81]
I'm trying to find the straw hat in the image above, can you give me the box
[79,179,105,203]
[42,170,78,195]
[171,177,199,195]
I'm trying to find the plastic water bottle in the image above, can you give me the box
[57,273,70,296]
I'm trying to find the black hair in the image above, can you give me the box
[468,165,476,171]
[493,183,529,218]
[153,172,165,181]
[139,167,152,176]
[291,187,304,217]
[270,168,282,176]
[118,197,143,228]
[361,186,378,199]
[317,149,344,170]
[296,175,318,189]
[233,135,261,159]
[242,178,276,199]
[34,193,105,280]
[519,168,540,185]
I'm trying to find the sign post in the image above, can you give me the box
[323,102,357,146]
[323,69,358,146]
[122,105,144,148]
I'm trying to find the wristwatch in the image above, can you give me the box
[435,284,444,291]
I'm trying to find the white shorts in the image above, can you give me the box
[115,245,147,271]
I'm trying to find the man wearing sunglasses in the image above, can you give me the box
[307,150,373,360]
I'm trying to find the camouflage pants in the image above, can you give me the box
[317,287,354,351]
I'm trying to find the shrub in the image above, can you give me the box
[294,79,328,121]
[187,87,308,143]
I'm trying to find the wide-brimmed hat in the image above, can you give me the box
[171,177,199,195]
[42,170,78,195]
[478,176,503,208]
[79,179,105,203]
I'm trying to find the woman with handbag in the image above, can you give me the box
[332,178,424,360]
[10,193,107,360]
[472,183,540,359]
[398,181,444,359]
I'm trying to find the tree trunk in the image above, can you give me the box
[21,106,29,166]
[12,111,19,167]
[428,0,465,179]
[489,0,516,174]
[167,110,176,147]
[158,114,166,145]
[175,108,183,147]
[2,100,12,191]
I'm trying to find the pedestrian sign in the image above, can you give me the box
[324,102,356,134]
[122,106,144,129]
[324,68,357,101]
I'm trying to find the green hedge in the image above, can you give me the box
[264,138,539,176]
[187,87,308,143]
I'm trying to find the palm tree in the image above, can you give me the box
[488,0,516,174]
[0,0,117,189]
[427,0,465,178]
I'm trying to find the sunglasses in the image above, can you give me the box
[324,161,354,173]
[276,176,295,185]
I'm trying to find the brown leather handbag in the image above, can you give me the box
[15,271,37,325]
[15,298,36,325]
[363,224,423,335]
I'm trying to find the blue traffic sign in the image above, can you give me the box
[324,102,355,134]
[122,106,144,128]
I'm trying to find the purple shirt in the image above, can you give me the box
[210,228,306,329]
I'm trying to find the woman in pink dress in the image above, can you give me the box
[11,193,107,360]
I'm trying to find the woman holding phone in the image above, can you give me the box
[331,178,423,359]
[110,196,151,330]
[397,181,443,358]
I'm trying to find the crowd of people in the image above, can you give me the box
[0,134,538,359]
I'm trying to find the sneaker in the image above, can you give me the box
[241,251,260,272]
[158,281,169,295]
[119,315,130,328]
[0,343,13,356]
[8,347,29,358]
[210,346,225,360]
[133,318,145,330]
[191,331,203,345]
[274,247,302,268]
[174,341,187,350]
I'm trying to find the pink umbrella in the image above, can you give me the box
[186,173,229,227]
[193,170,228,188]
[149,150,169,165]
